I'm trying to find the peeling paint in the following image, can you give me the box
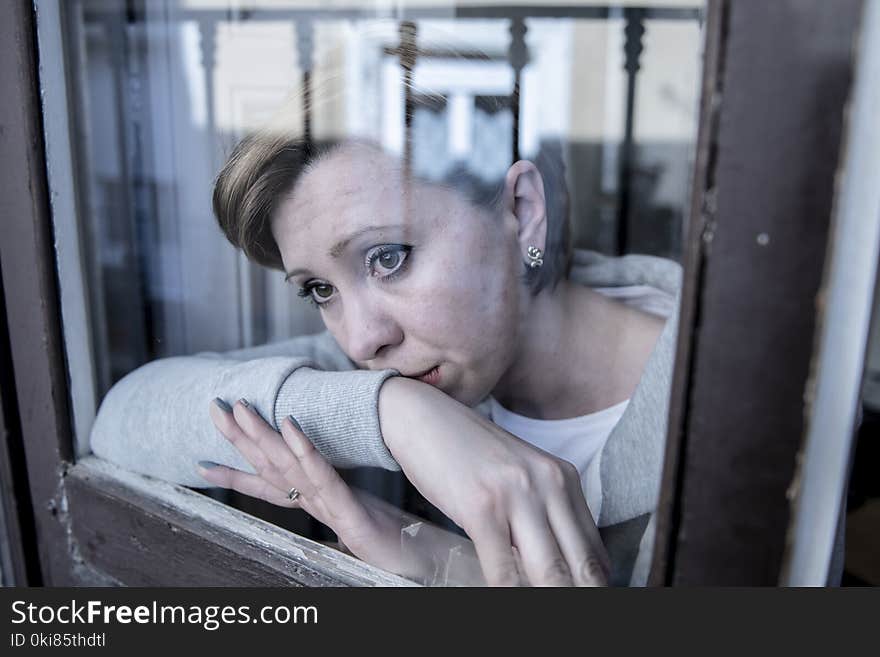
[70,457,416,586]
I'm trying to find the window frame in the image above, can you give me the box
[0,0,866,586]
[649,0,867,585]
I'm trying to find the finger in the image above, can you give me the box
[280,417,368,528]
[509,500,574,586]
[196,462,301,508]
[465,513,523,587]
[209,399,273,474]
[548,483,610,586]
[231,399,299,469]
[227,400,313,495]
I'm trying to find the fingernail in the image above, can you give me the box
[197,460,220,469]
[213,398,232,412]
[286,418,306,457]
[287,414,303,433]
[238,398,250,408]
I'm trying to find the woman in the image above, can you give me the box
[91,135,680,586]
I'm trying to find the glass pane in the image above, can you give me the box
[55,0,705,585]
[842,253,880,586]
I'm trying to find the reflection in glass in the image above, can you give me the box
[58,0,705,585]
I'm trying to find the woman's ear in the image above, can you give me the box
[504,160,547,257]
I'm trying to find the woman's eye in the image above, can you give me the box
[378,250,401,270]
[312,284,334,300]
[367,245,410,277]
[298,281,335,306]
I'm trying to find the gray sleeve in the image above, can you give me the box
[90,341,401,487]
[275,368,400,470]
[598,307,678,527]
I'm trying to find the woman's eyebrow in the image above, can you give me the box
[284,268,309,282]
[284,224,403,281]
[328,224,401,258]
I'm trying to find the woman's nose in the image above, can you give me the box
[342,297,404,364]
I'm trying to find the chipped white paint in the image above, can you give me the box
[74,457,417,586]
[783,0,880,586]
[34,0,99,458]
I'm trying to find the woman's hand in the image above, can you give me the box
[378,377,611,587]
[198,398,483,584]
[199,399,414,577]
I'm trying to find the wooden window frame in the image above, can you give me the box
[0,0,868,586]
[649,0,867,585]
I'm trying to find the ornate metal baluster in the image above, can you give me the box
[508,17,527,163]
[197,18,219,163]
[396,20,418,176]
[296,19,314,146]
[617,7,645,254]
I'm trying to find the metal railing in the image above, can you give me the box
[81,3,702,254]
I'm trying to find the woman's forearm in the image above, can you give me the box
[377,376,424,457]
[91,354,401,486]
[90,355,301,486]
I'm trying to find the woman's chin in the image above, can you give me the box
[449,379,495,408]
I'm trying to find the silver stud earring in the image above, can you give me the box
[526,245,544,269]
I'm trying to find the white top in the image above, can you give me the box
[488,397,628,521]
[487,284,669,521]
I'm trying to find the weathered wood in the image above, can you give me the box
[66,458,416,587]
[652,0,863,585]
[0,0,78,586]
[0,280,42,585]
[649,0,725,586]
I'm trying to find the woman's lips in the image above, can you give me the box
[415,365,441,386]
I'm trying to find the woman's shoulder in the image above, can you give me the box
[198,330,356,370]
[568,249,682,300]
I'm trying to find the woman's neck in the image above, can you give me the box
[491,279,663,420]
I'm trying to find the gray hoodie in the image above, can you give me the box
[90,249,681,586]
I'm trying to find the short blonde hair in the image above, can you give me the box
[213,132,572,294]
[213,132,319,270]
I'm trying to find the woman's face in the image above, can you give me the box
[271,144,526,406]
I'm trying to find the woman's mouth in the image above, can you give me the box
[414,365,441,386]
